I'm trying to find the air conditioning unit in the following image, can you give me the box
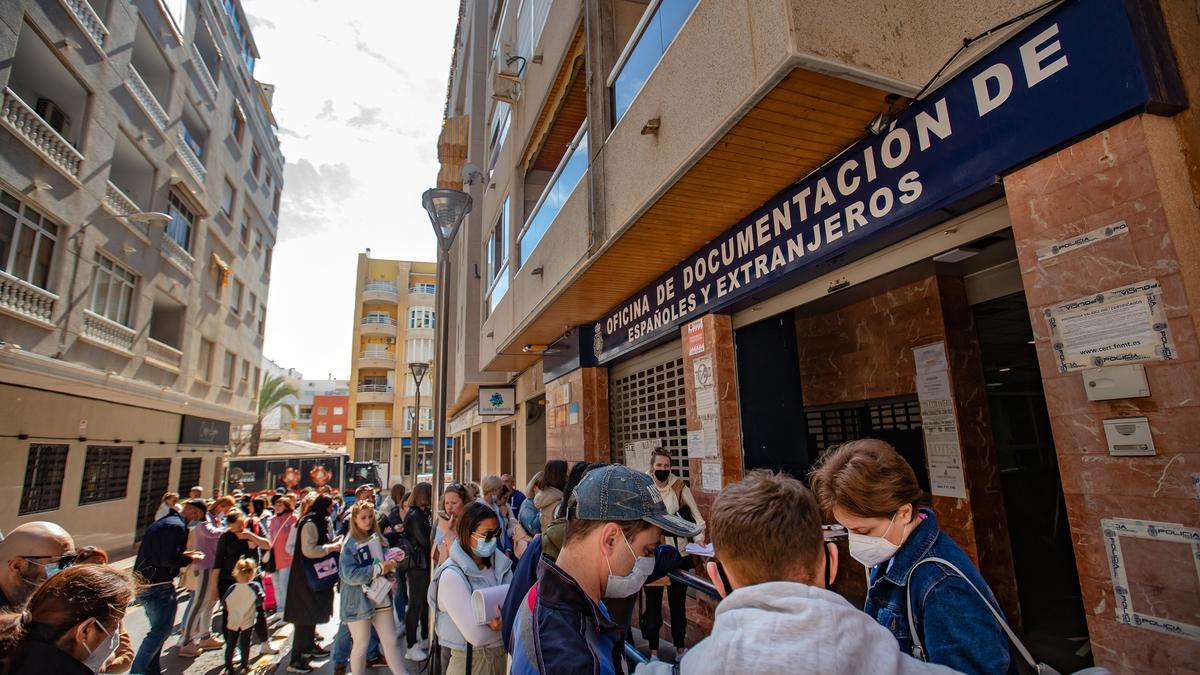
[35,98,70,138]
[490,48,522,104]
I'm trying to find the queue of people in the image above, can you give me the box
[0,438,1095,675]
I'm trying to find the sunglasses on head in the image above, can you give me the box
[474,529,499,542]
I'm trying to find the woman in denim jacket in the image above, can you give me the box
[339,501,406,675]
[811,439,1015,675]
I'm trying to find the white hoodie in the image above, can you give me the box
[639,581,961,675]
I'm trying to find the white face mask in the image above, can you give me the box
[603,530,655,598]
[81,618,119,674]
[848,512,902,568]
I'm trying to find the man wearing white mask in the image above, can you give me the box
[510,464,702,675]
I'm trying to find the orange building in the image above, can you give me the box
[309,395,349,447]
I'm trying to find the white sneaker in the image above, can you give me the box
[404,644,428,662]
[260,642,281,655]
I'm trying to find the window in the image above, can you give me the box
[365,311,394,325]
[485,196,510,314]
[332,424,343,433]
[518,125,588,266]
[89,252,136,326]
[421,407,433,432]
[333,406,344,415]
[78,446,132,505]
[317,406,329,415]
[251,145,262,178]
[231,104,245,144]
[240,214,252,247]
[405,377,432,396]
[317,423,327,433]
[223,350,236,389]
[247,292,257,320]
[0,189,59,290]
[488,102,511,172]
[241,358,250,382]
[166,192,195,252]
[180,120,204,160]
[253,367,261,395]
[611,0,700,123]
[257,303,266,335]
[406,338,434,362]
[264,245,272,275]
[355,438,389,463]
[230,277,243,314]
[254,229,263,252]
[408,307,435,330]
[197,338,215,381]
[273,188,281,215]
[265,172,274,191]
[411,282,436,294]
[221,179,236,216]
[19,444,68,514]
[403,406,414,432]
[177,457,202,494]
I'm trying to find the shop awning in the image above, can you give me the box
[436,114,469,189]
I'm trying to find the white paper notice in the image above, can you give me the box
[1045,280,1176,372]
[690,355,719,459]
[624,440,656,472]
[912,341,968,499]
[701,461,722,492]
[694,387,716,415]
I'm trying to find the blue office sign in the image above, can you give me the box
[593,0,1183,364]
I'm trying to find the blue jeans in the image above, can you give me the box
[333,620,380,665]
[132,583,178,675]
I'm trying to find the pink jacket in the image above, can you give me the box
[268,513,297,570]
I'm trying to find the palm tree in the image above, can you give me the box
[250,373,299,456]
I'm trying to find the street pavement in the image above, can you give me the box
[122,588,429,674]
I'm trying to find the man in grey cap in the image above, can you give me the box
[510,464,702,675]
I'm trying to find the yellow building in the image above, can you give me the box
[347,254,439,486]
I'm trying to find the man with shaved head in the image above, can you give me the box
[0,521,75,611]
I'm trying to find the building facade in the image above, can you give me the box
[260,356,302,438]
[309,393,348,447]
[295,376,349,441]
[346,254,439,480]
[437,0,1200,671]
[0,0,284,552]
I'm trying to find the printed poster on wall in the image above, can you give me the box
[690,356,719,459]
[912,342,968,499]
[1045,279,1176,372]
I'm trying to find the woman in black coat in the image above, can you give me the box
[284,495,342,671]
[402,482,433,660]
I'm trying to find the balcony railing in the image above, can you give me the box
[125,65,168,132]
[518,125,588,267]
[103,181,141,218]
[356,419,392,429]
[365,281,399,294]
[0,88,84,180]
[82,310,136,353]
[409,285,436,296]
[176,130,207,186]
[190,44,219,101]
[60,0,108,51]
[0,270,57,325]
[357,384,393,393]
[145,337,183,373]
[160,235,195,275]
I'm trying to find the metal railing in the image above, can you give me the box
[364,281,399,294]
[0,88,84,179]
[359,349,393,361]
[357,384,393,393]
[0,270,57,324]
[669,569,721,599]
[82,310,137,353]
[355,419,392,429]
[125,64,168,132]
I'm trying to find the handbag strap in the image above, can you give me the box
[905,557,1038,671]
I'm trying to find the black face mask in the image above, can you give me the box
[653,470,670,482]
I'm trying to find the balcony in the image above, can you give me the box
[190,43,218,101]
[362,281,399,304]
[0,270,57,327]
[355,419,392,439]
[80,310,136,355]
[359,349,394,369]
[59,0,108,52]
[160,235,195,275]
[145,337,183,374]
[175,129,207,187]
[103,181,140,218]
[408,285,436,306]
[360,316,398,336]
[356,384,394,404]
[125,64,168,133]
[517,125,588,267]
[0,88,84,182]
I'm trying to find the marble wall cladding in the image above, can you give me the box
[795,271,1020,621]
[544,367,611,464]
[1005,114,1200,673]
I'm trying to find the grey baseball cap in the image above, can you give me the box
[573,464,703,539]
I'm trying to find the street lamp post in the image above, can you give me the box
[421,188,472,504]
[407,361,429,489]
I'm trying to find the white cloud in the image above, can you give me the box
[243,0,458,379]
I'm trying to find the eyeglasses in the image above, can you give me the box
[21,553,77,575]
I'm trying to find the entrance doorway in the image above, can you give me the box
[135,458,170,540]
[973,292,1092,671]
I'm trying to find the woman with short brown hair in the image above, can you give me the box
[810,438,1014,674]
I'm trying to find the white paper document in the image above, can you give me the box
[471,583,510,625]
[685,542,715,557]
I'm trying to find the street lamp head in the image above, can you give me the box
[422,188,472,252]
[127,211,173,225]
[409,361,430,383]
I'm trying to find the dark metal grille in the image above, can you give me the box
[610,356,690,482]
[79,446,132,505]
[136,458,171,539]
[19,444,68,515]
[177,457,202,494]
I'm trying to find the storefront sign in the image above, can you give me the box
[478,386,516,416]
[1045,279,1176,372]
[913,342,968,499]
[179,415,230,446]
[593,0,1183,363]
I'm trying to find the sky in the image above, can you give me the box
[241,0,460,380]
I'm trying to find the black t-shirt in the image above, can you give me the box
[215,530,259,594]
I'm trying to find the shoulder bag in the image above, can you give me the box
[299,520,339,592]
[906,557,1061,675]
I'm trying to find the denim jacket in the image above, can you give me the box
[338,535,388,623]
[864,508,1015,675]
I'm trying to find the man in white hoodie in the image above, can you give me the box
[639,470,960,675]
